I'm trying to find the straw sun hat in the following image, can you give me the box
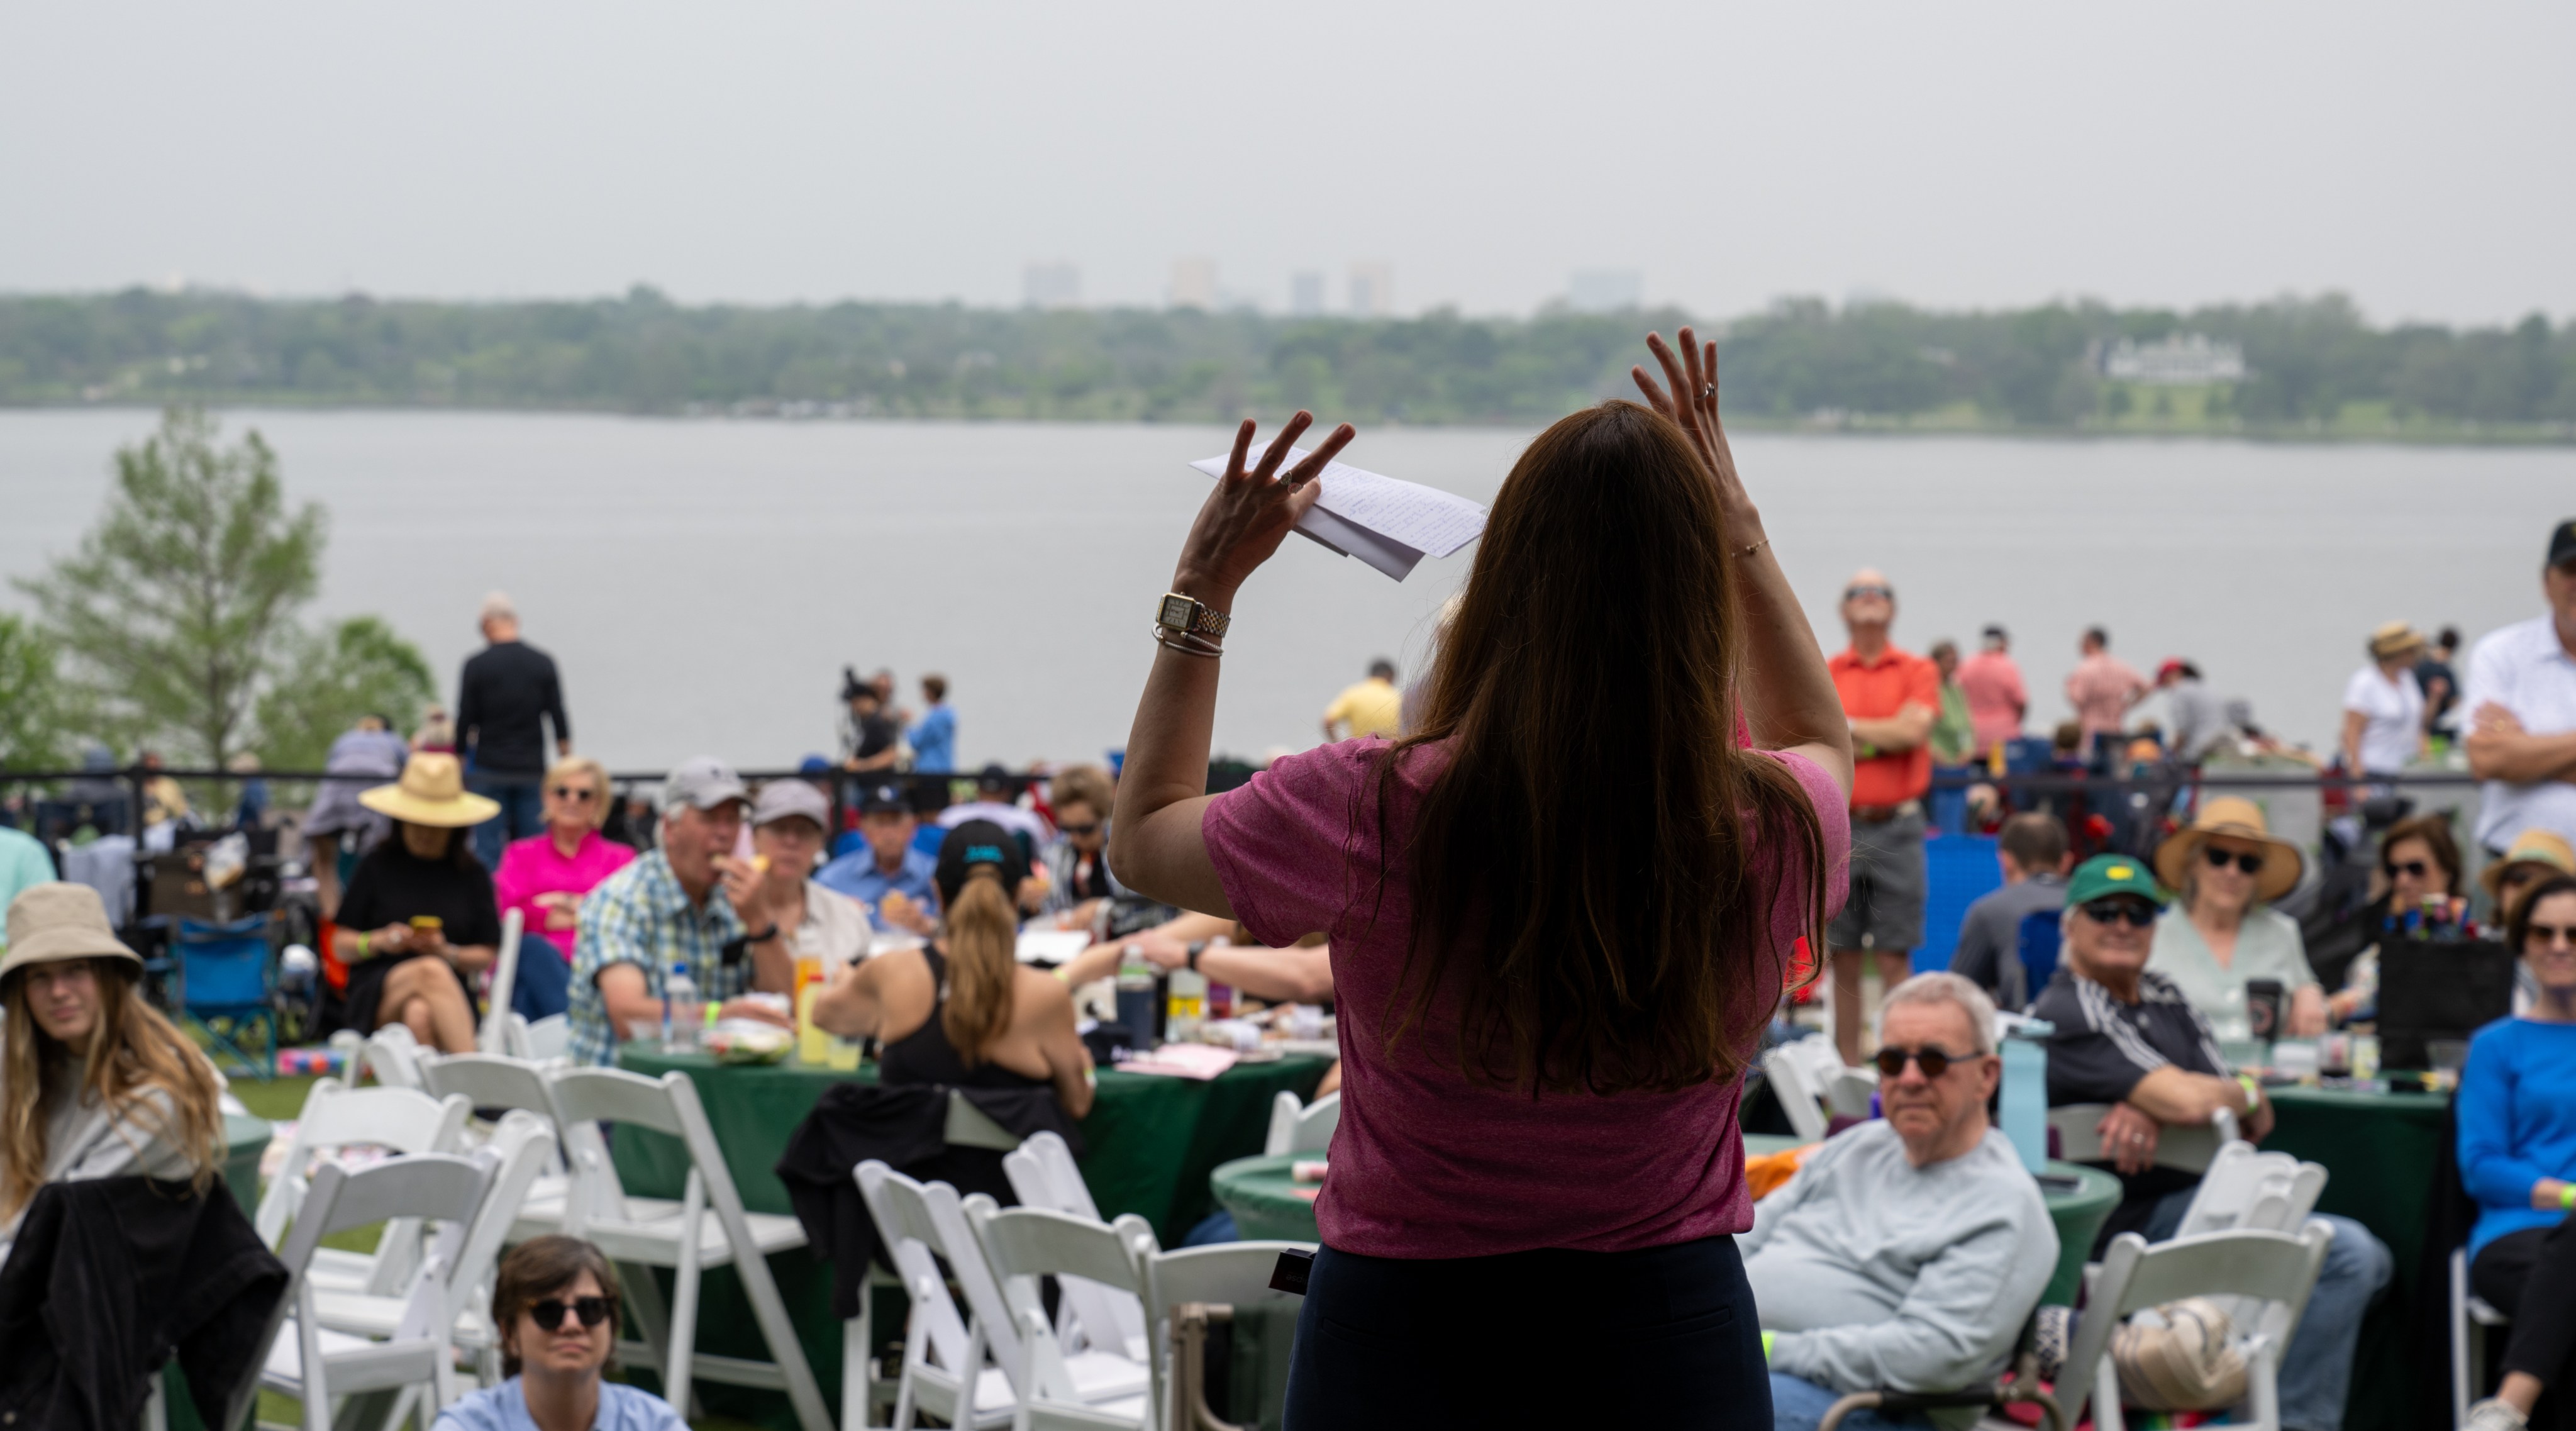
[2481,828,2576,898]
[2153,796,2305,905]
[359,752,501,828]
[2,882,144,983]
[2368,621,2428,662]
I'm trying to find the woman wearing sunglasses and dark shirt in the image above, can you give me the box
[2314,813,2472,1024]
[433,1236,686,1431]
[2144,796,2326,1040]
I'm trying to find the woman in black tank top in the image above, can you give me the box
[813,820,1096,1117]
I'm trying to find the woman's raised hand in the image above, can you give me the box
[1630,327,1755,524]
[1172,411,1356,603]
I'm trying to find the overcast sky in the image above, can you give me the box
[6,3,2570,325]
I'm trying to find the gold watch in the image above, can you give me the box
[1155,593,1231,640]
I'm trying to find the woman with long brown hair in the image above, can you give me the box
[811,820,1094,1117]
[1,883,225,1264]
[1111,330,1854,1425]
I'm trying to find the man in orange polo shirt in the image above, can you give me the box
[1826,568,1940,1063]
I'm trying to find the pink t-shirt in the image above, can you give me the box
[1955,651,2028,754]
[1201,739,1850,1259]
[491,830,637,953]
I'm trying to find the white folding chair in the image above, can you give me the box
[1762,1038,1875,1142]
[2451,1245,2513,1428]
[961,1200,1157,1430]
[855,1161,1020,1430]
[2048,1104,2238,1172]
[1138,1240,1311,1431]
[2166,1141,2329,1359]
[1005,1132,1151,1362]
[2053,1224,2333,1431]
[475,908,524,1054]
[521,1013,571,1061]
[547,1066,831,1431]
[361,1023,429,1090]
[252,1079,473,1296]
[310,1111,557,1393]
[1262,1089,1340,1157]
[421,1050,578,1239]
[258,1151,496,1431]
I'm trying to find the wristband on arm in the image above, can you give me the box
[2235,1073,2263,1113]
[2561,1183,2575,1213]
[1761,1330,1775,1362]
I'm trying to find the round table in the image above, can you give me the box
[1209,1136,2121,1307]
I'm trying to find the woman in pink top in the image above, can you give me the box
[1111,330,1855,1427]
[491,756,634,1019]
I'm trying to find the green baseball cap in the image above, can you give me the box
[2065,854,2168,910]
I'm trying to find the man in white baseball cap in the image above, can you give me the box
[564,756,791,1064]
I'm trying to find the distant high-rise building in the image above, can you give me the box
[1169,258,1218,311]
[1022,262,1080,309]
[1290,270,1326,316]
[1567,269,1643,313]
[1347,263,1392,318]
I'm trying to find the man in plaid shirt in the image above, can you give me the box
[568,756,796,1065]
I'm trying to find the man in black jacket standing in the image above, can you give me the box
[458,592,572,869]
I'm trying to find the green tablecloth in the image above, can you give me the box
[221,1111,270,1215]
[1208,1140,2120,1308]
[2262,1084,2446,1431]
[606,1047,1331,1428]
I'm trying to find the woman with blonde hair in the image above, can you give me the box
[811,821,1093,1118]
[2147,796,2327,1040]
[1,883,225,1264]
[492,755,636,1020]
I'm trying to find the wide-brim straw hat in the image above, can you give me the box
[2154,796,2304,904]
[2,882,144,983]
[2368,621,2428,662]
[360,752,500,828]
[2482,828,2576,897]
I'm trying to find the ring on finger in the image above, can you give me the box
[1701,382,1716,399]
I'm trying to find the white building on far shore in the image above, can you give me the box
[2102,333,2247,386]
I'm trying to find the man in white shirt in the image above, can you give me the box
[2463,520,2576,854]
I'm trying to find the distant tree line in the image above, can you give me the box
[2,287,2570,435]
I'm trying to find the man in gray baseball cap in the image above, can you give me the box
[566,755,790,1064]
[747,781,873,969]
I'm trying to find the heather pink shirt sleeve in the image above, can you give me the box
[1201,740,1380,950]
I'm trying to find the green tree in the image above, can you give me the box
[0,613,85,770]
[253,616,437,773]
[16,407,324,768]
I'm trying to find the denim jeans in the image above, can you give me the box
[2142,1191,2393,1431]
[1767,1373,1935,1431]
[467,774,543,871]
[511,931,572,1021]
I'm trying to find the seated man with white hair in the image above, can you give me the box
[1746,973,2058,1431]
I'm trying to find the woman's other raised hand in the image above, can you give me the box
[1630,327,1756,527]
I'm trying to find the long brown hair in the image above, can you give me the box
[1379,400,1828,1096]
[1,960,225,1223]
[940,870,1019,1067]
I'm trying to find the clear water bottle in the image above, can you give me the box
[663,961,701,1054]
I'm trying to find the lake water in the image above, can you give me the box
[4,408,2573,773]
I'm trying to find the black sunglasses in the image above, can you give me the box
[2080,899,2159,928]
[2528,922,2576,948]
[2385,859,2431,880]
[1843,584,1894,601]
[527,1295,611,1332]
[1056,821,1101,837]
[550,785,599,803]
[1873,1045,1975,1079]
[2203,847,2265,876]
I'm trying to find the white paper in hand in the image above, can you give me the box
[1189,448,1487,581]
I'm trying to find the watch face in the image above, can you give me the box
[1158,594,1195,628]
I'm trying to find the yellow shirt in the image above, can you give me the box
[1324,677,1404,739]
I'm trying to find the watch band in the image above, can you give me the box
[1156,592,1231,640]
[1187,941,1206,972]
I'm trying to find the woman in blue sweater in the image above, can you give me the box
[2458,872,2576,1431]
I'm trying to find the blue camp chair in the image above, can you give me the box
[2015,908,2063,1006]
[174,915,276,1080]
[1916,833,2003,974]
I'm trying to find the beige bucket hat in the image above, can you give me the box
[359,752,501,828]
[2,882,144,983]
[2154,796,2305,904]
[2482,828,2576,899]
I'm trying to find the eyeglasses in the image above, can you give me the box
[526,1295,611,1332]
[1872,1045,1975,1079]
[2204,847,2265,876]
[2079,899,2159,928]
[2528,923,2576,949]
[2384,859,2431,880]
[1843,584,1894,601]
[1056,821,1101,837]
[550,786,599,803]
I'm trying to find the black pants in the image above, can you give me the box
[2474,1217,2576,1428]
[1284,1234,1767,1429]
